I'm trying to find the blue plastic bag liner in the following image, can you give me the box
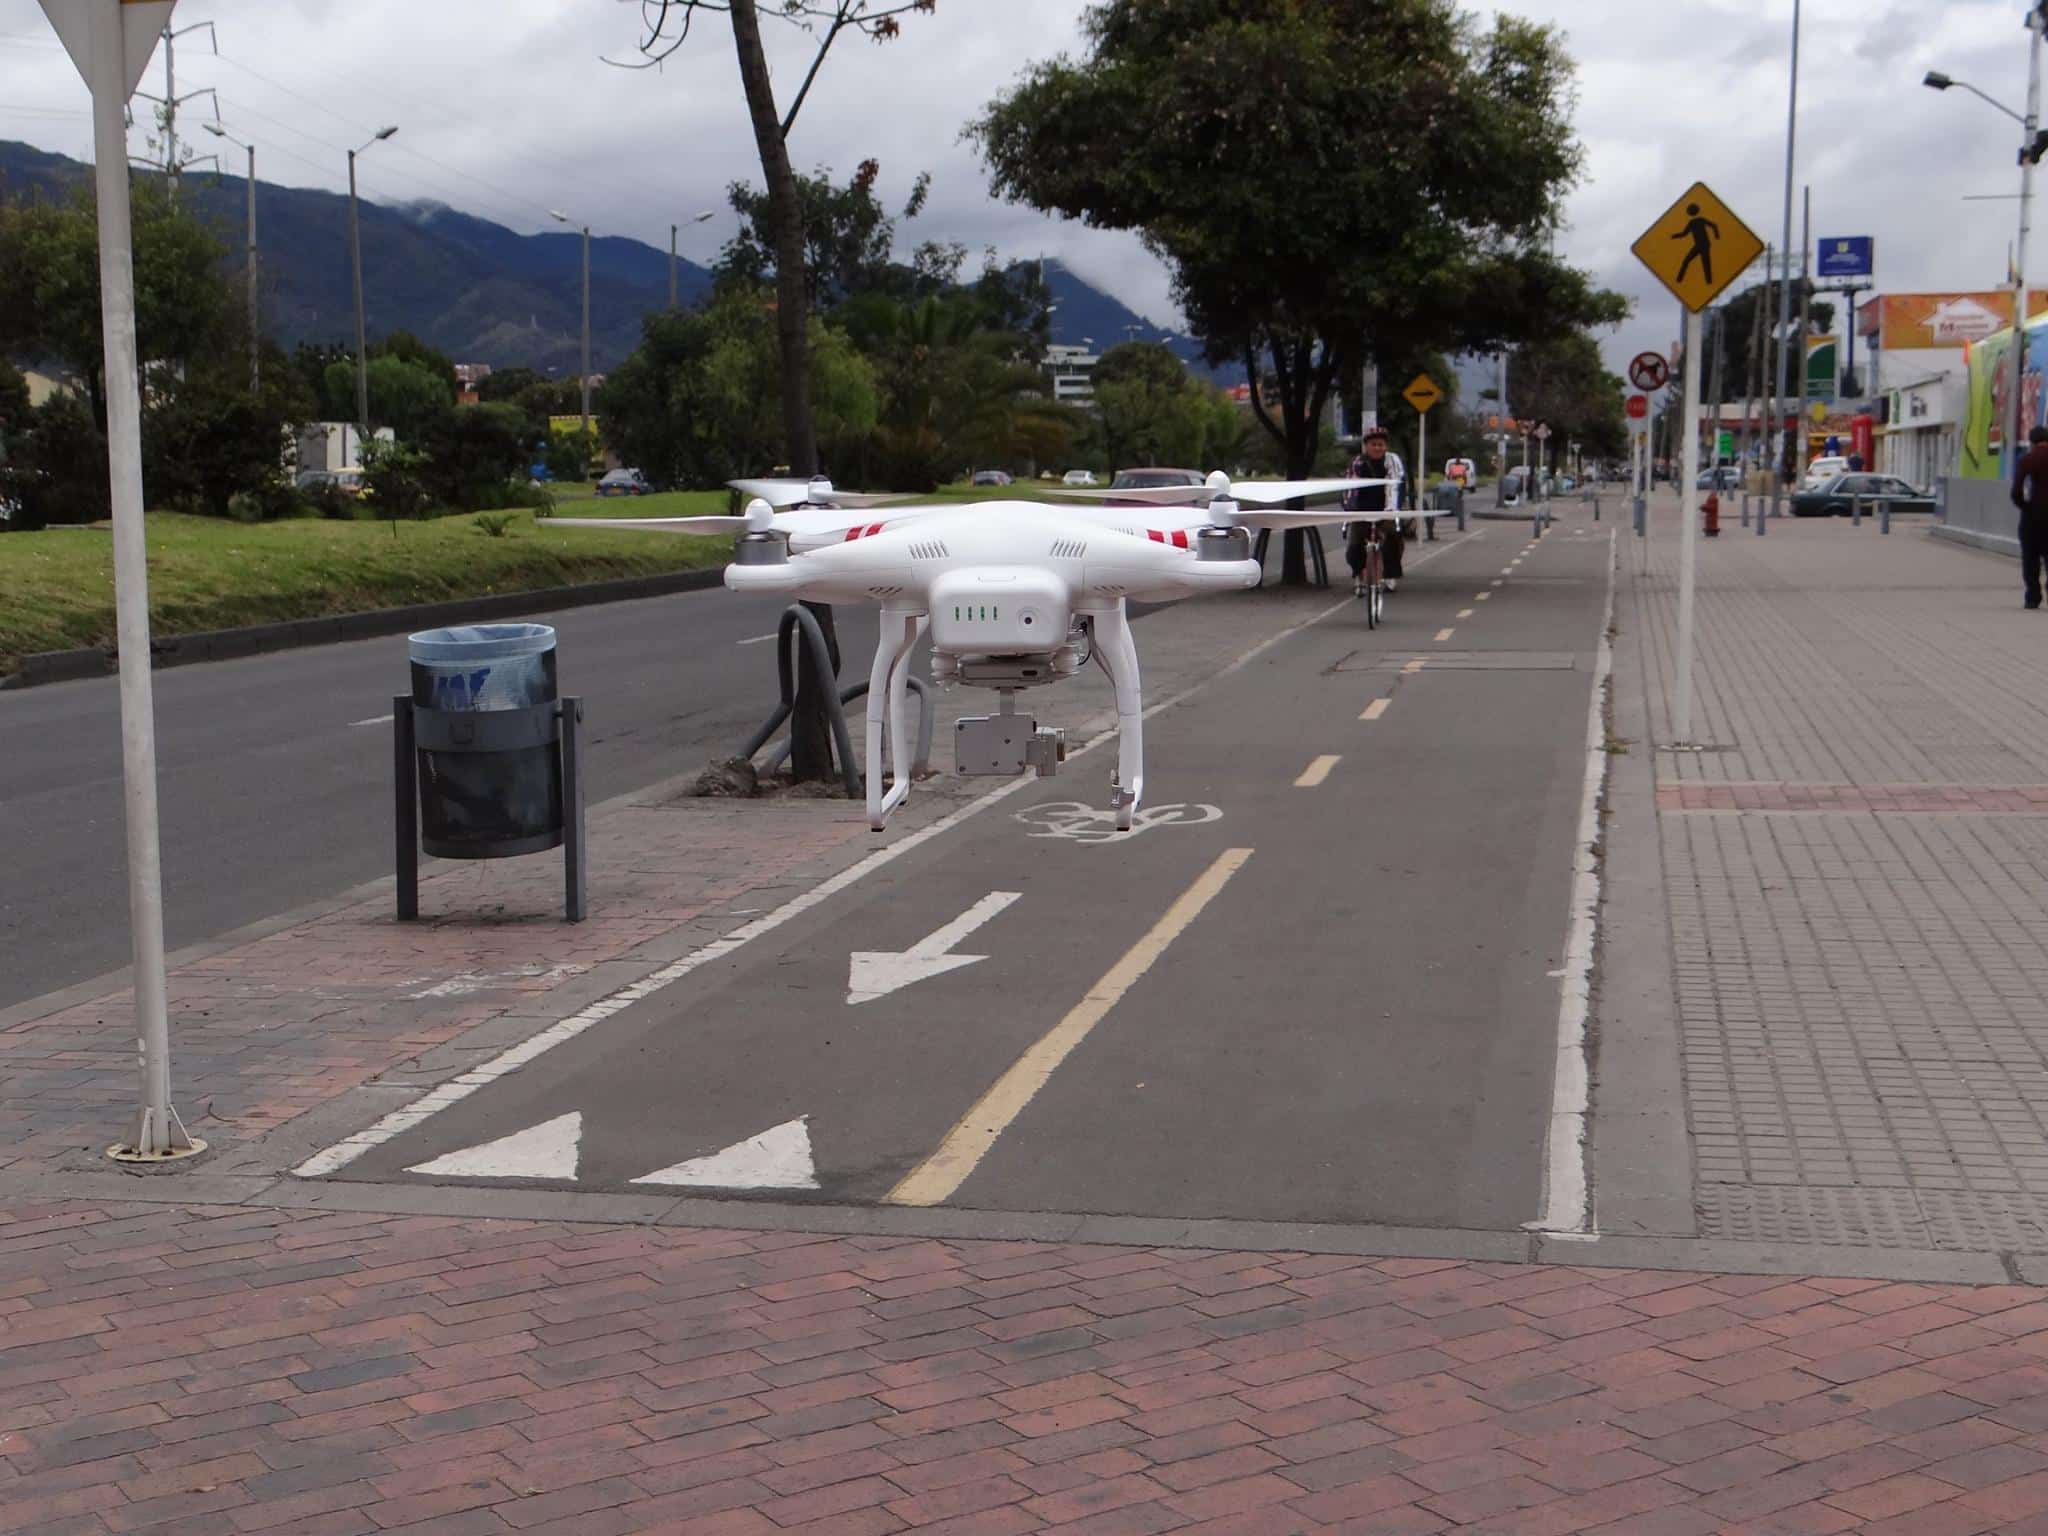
[408,623,556,712]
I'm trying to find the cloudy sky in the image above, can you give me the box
[0,0,2037,377]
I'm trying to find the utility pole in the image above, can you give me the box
[1796,185,1812,479]
[669,222,678,310]
[206,123,257,390]
[1759,247,1775,537]
[156,19,215,202]
[1770,0,1802,523]
[348,126,398,429]
[552,211,592,458]
[2021,7,2042,472]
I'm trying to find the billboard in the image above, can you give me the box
[1958,314,2048,478]
[1860,291,2048,349]
[1815,237,1873,279]
[1805,336,1838,400]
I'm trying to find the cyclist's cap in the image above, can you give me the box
[1363,425,1388,442]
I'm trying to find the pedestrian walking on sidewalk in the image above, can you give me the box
[1344,427,1405,592]
[2011,425,2048,609]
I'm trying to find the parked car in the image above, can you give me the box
[1105,466,1205,508]
[1800,455,1851,490]
[1061,469,1099,487]
[294,467,365,498]
[1696,466,1742,491]
[1789,473,1936,518]
[595,468,654,497]
[969,469,1014,487]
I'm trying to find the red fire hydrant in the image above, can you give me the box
[1703,491,1721,538]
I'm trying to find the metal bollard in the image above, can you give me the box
[1633,494,1645,537]
[1880,498,1891,535]
[1852,495,1862,528]
[1741,493,1750,528]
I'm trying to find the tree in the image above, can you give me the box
[720,160,929,308]
[417,403,532,510]
[626,0,938,781]
[1714,279,1833,399]
[0,181,226,429]
[977,0,1626,580]
[322,354,453,440]
[1508,331,1627,462]
[1090,342,1241,471]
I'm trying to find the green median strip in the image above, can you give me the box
[0,509,731,680]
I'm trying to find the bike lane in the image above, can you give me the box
[319,521,1607,1234]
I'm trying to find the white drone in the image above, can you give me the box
[560,471,1386,832]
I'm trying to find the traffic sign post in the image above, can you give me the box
[38,0,201,1163]
[1403,374,1440,532]
[1634,180,1765,748]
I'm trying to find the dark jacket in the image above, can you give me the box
[1342,451,1392,514]
[2012,442,2048,520]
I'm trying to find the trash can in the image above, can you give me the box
[408,623,561,857]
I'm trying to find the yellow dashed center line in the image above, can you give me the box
[1491,579,1505,587]
[1477,592,1492,601]
[1294,754,1342,788]
[1435,628,1455,642]
[1360,698,1390,721]
[1457,608,1474,619]
[1402,659,1425,674]
[888,847,1256,1207]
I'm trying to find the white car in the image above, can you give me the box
[1800,456,1850,490]
[1061,469,1099,487]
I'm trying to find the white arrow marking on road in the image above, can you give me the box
[630,1117,819,1190]
[846,891,1021,1006]
[406,1111,581,1180]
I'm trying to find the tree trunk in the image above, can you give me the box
[731,0,838,781]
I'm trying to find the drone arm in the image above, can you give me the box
[1088,602,1144,832]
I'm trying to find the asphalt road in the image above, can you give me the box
[0,589,889,1009]
[336,523,1613,1231]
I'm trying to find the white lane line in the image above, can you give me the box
[1359,698,1390,721]
[1528,528,1617,1239]
[1457,608,1474,619]
[1293,755,1341,788]
[889,847,1255,1206]
[1491,579,1505,587]
[292,539,1481,1181]
[736,633,779,646]
[350,714,395,727]
[1434,628,1455,642]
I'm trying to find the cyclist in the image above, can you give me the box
[1343,427,1404,594]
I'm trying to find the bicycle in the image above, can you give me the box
[1351,521,1387,629]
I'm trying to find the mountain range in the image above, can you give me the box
[0,139,1192,378]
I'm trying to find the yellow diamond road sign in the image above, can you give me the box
[1632,181,1764,312]
[1402,373,1443,413]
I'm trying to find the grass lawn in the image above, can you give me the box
[0,508,729,680]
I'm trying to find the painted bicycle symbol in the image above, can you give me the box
[1014,801,1224,843]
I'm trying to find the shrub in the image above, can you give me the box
[302,482,358,520]
[226,480,307,523]
[361,437,432,527]
[473,511,518,538]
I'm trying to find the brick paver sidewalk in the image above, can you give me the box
[16,1200,2048,1535]
[1617,500,2048,1252]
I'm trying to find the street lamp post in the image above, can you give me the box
[1769,0,1801,524]
[551,210,592,465]
[670,209,714,310]
[1927,4,2046,476]
[348,125,398,429]
[205,122,257,391]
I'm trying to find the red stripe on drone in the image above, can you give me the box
[842,521,888,541]
[1146,529,1165,543]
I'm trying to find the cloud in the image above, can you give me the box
[0,0,2030,375]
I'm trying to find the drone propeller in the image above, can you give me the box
[1046,473,1392,508]
[548,498,781,537]
[729,476,910,510]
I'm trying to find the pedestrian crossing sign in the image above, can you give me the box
[1632,181,1763,312]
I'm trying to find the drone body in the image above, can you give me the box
[560,473,1387,832]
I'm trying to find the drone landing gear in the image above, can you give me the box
[1089,604,1144,832]
[866,610,925,831]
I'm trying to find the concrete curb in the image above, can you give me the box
[0,565,726,690]
[1931,522,2021,559]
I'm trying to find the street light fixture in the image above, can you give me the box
[205,123,259,391]
[1927,15,2042,476]
[348,125,399,428]
[670,209,715,309]
[552,209,593,464]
